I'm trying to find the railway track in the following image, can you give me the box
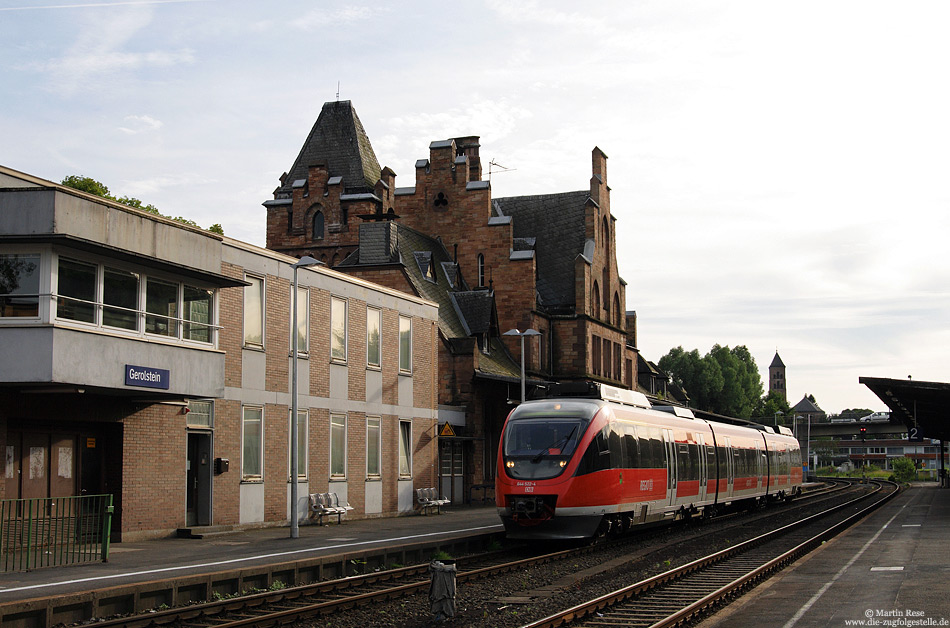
[519,479,899,628]
[79,479,855,628]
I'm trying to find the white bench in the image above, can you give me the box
[309,492,346,525]
[416,487,450,515]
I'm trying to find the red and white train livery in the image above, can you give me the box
[496,382,803,539]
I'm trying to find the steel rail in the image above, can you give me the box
[519,480,898,628]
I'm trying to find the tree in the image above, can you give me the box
[891,456,916,483]
[658,344,763,419]
[60,176,222,234]
[756,390,792,423]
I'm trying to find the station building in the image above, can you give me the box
[264,101,640,503]
[0,166,439,541]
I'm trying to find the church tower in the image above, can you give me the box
[769,351,786,401]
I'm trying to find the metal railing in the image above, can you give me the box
[0,494,113,571]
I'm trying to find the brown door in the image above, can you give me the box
[21,433,48,499]
[49,435,76,498]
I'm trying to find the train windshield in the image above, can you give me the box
[503,418,585,480]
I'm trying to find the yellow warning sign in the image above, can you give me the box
[439,423,456,437]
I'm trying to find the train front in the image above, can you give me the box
[495,399,602,539]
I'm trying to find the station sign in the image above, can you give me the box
[125,364,170,390]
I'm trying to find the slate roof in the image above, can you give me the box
[338,222,525,381]
[770,352,785,368]
[493,190,591,311]
[276,101,381,198]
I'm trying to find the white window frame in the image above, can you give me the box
[398,315,412,374]
[330,413,347,479]
[366,416,381,478]
[366,306,381,369]
[288,408,308,480]
[241,405,264,481]
[243,273,264,348]
[398,419,412,478]
[292,285,309,356]
[186,399,214,428]
[330,296,347,364]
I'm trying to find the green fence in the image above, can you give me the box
[0,494,113,571]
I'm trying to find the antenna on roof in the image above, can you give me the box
[488,159,516,182]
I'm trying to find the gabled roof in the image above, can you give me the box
[792,395,823,414]
[493,190,590,310]
[276,100,380,197]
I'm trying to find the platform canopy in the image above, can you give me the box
[859,376,950,441]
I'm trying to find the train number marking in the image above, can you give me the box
[639,479,653,491]
[524,486,534,493]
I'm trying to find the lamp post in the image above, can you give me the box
[291,255,321,538]
[806,413,812,479]
[503,328,540,403]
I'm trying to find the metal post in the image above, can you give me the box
[806,415,812,479]
[504,328,540,404]
[290,256,321,539]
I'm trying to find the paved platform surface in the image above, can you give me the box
[698,483,950,628]
[0,504,503,602]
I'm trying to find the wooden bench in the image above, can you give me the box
[309,492,347,525]
[416,487,450,515]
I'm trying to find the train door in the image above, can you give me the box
[724,437,734,501]
[697,434,708,504]
[756,441,766,491]
[663,429,677,508]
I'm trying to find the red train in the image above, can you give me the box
[496,382,803,539]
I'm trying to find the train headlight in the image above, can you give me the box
[559,460,567,467]
[506,460,515,468]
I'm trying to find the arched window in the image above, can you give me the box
[592,281,601,319]
[602,216,609,256]
[312,211,325,241]
[477,254,485,287]
[613,292,621,326]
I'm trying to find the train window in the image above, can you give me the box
[648,428,665,469]
[503,417,583,480]
[677,444,691,482]
[608,423,624,470]
[622,424,639,469]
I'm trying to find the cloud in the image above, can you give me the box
[291,5,381,30]
[29,5,195,93]
[118,114,164,135]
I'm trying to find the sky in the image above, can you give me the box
[2,0,948,415]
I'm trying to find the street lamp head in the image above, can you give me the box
[293,255,323,269]
[503,328,521,337]
[504,328,541,337]
[523,328,541,337]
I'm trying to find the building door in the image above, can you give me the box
[439,439,464,504]
[186,432,212,527]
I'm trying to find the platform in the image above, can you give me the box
[698,483,950,627]
[0,504,503,605]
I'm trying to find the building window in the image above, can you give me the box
[330,297,347,363]
[184,285,213,342]
[0,254,40,318]
[145,277,179,337]
[592,335,601,376]
[613,292,621,327]
[103,267,139,331]
[187,399,214,428]
[366,417,381,477]
[242,406,263,480]
[367,306,381,368]
[293,286,309,354]
[313,211,325,241]
[330,414,346,478]
[477,254,485,287]
[592,281,600,319]
[398,420,412,477]
[398,315,412,373]
[57,257,97,323]
[289,409,308,480]
[244,274,264,347]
